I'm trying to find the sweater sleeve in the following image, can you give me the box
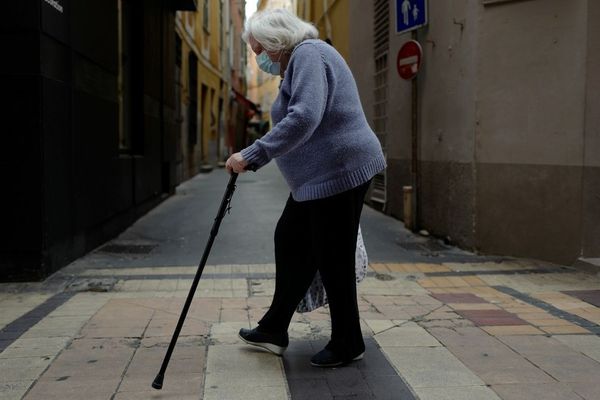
[241,44,328,168]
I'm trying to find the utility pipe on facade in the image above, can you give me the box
[323,0,333,41]
[410,29,420,231]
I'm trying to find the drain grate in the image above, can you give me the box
[98,244,157,254]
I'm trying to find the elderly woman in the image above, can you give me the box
[226,9,386,368]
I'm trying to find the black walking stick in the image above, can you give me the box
[152,168,253,390]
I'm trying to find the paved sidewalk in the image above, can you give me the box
[2,260,600,399]
[2,166,600,399]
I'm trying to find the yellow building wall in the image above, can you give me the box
[175,32,198,174]
[247,0,294,126]
[198,63,222,161]
[198,0,226,162]
[296,0,349,61]
[176,1,228,167]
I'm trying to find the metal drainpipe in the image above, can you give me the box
[323,0,333,40]
[411,29,420,231]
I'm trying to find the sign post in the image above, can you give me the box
[395,1,427,232]
[396,0,428,35]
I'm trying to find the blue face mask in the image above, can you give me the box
[256,51,281,76]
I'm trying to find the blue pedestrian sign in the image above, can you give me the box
[396,0,428,35]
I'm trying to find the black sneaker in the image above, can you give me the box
[239,327,289,356]
[310,348,364,368]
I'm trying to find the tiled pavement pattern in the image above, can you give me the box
[283,338,415,400]
[562,290,600,308]
[1,261,600,399]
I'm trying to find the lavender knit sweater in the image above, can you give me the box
[241,39,386,201]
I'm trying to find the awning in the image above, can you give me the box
[231,88,258,112]
[172,0,197,11]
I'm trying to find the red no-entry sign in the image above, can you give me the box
[397,40,423,80]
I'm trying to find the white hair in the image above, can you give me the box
[242,9,319,52]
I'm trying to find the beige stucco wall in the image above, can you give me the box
[418,0,478,165]
[475,0,589,263]
[477,0,587,167]
[296,0,350,59]
[381,0,481,244]
[348,1,376,129]
[348,0,598,264]
[583,0,600,257]
[584,0,600,168]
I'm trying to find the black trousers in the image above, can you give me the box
[258,180,371,358]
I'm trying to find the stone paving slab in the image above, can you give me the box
[490,383,584,400]
[568,382,600,400]
[0,357,54,382]
[441,339,556,385]
[283,339,416,400]
[204,344,287,400]
[524,353,600,383]
[0,381,35,400]
[428,326,505,348]
[455,309,529,326]
[497,335,585,356]
[370,321,442,347]
[553,334,600,363]
[2,259,600,399]
[23,377,122,400]
[415,386,503,400]
[0,295,55,331]
[0,337,71,359]
[381,346,485,388]
[480,325,546,336]
[0,293,78,351]
[430,293,488,303]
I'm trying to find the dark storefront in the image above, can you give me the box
[1,0,196,281]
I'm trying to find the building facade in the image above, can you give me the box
[299,0,600,266]
[175,0,252,181]
[1,0,195,281]
[0,0,251,281]
[295,0,349,59]
[228,0,255,153]
[246,0,293,127]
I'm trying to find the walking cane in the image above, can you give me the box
[152,167,253,390]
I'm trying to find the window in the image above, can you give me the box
[175,34,182,68]
[373,0,389,150]
[203,0,210,32]
[188,52,198,147]
[371,0,389,205]
[219,0,223,49]
[240,38,246,72]
[175,34,183,123]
